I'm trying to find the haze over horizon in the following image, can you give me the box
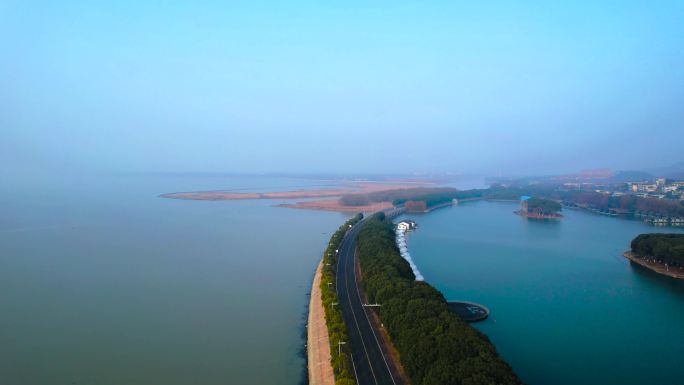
[3,1,683,177]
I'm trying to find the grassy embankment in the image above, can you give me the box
[319,213,363,385]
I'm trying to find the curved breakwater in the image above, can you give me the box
[395,227,424,281]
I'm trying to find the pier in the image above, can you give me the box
[447,301,490,322]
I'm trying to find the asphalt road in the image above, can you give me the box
[336,220,398,385]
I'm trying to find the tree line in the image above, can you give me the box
[339,187,458,207]
[356,213,523,385]
[487,185,684,217]
[392,189,487,209]
[343,184,684,218]
[630,233,684,267]
[319,213,363,384]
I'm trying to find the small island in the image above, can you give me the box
[624,233,684,279]
[515,196,563,219]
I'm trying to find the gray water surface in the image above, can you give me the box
[0,174,349,385]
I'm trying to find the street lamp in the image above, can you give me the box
[338,340,346,355]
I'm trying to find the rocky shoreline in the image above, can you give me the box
[623,251,684,279]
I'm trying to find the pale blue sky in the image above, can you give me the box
[2,1,683,175]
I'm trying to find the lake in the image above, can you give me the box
[400,201,684,385]
[0,173,350,385]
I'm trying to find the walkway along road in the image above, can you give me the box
[335,219,400,385]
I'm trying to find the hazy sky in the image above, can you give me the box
[2,1,683,176]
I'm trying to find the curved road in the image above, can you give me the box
[335,220,399,385]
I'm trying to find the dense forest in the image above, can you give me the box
[630,233,684,267]
[525,197,562,215]
[339,187,457,207]
[393,189,486,209]
[319,213,363,383]
[356,214,522,385]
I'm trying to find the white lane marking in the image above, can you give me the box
[351,352,360,385]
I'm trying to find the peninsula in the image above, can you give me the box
[624,233,684,279]
[160,181,433,212]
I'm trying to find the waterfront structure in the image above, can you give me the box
[519,196,531,213]
[397,220,417,231]
[395,221,424,281]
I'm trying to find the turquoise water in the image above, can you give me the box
[0,173,350,385]
[401,201,684,385]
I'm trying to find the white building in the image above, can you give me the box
[396,220,417,231]
[628,182,658,193]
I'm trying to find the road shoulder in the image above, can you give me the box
[308,259,335,385]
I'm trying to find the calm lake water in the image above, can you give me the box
[401,201,684,385]
[0,173,350,385]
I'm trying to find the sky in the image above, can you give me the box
[2,1,683,176]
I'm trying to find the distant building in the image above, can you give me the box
[664,185,679,193]
[628,182,658,193]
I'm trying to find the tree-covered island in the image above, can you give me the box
[516,197,563,219]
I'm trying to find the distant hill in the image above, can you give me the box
[611,170,655,182]
[644,162,684,179]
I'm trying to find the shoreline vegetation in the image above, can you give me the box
[315,213,363,384]
[625,234,684,279]
[356,213,522,385]
[623,252,684,279]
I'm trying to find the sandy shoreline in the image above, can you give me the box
[278,199,394,212]
[623,251,684,279]
[159,181,429,212]
[160,181,429,201]
[160,189,349,201]
[307,260,334,385]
